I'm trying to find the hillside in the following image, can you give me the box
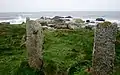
[0,24,120,75]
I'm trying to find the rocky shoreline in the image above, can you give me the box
[35,16,120,30]
[0,16,120,30]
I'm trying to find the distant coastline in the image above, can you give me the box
[0,11,120,24]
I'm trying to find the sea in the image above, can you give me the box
[0,11,120,24]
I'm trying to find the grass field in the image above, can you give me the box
[0,24,120,75]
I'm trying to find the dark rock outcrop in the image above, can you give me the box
[0,22,10,25]
[96,18,105,21]
[40,22,48,26]
[40,16,44,19]
[86,20,90,23]
[90,21,95,23]
[65,16,73,18]
[52,16,63,20]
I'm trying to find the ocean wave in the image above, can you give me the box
[0,15,39,24]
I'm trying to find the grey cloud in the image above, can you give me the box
[0,0,120,12]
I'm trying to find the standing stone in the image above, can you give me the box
[92,22,117,75]
[26,17,43,70]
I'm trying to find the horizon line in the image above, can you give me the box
[0,10,120,13]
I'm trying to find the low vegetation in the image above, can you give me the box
[99,21,112,27]
[0,24,120,75]
[74,19,85,23]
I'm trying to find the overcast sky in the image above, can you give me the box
[0,0,119,12]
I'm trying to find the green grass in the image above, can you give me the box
[0,24,120,75]
[43,29,93,75]
[0,24,26,75]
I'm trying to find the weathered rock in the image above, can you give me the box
[74,18,84,23]
[92,22,117,75]
[48,24,56,27]
[68,24,79,29]
[40,22,48,26]
[54,24,69,29]
[26,17,43,70]
[64,19,70,21]
[54,19,65,24]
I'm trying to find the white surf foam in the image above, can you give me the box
[0,15,120,25]
[0,16,38,24]
[82,18,120,24]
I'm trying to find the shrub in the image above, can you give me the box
[74,19,84,23]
